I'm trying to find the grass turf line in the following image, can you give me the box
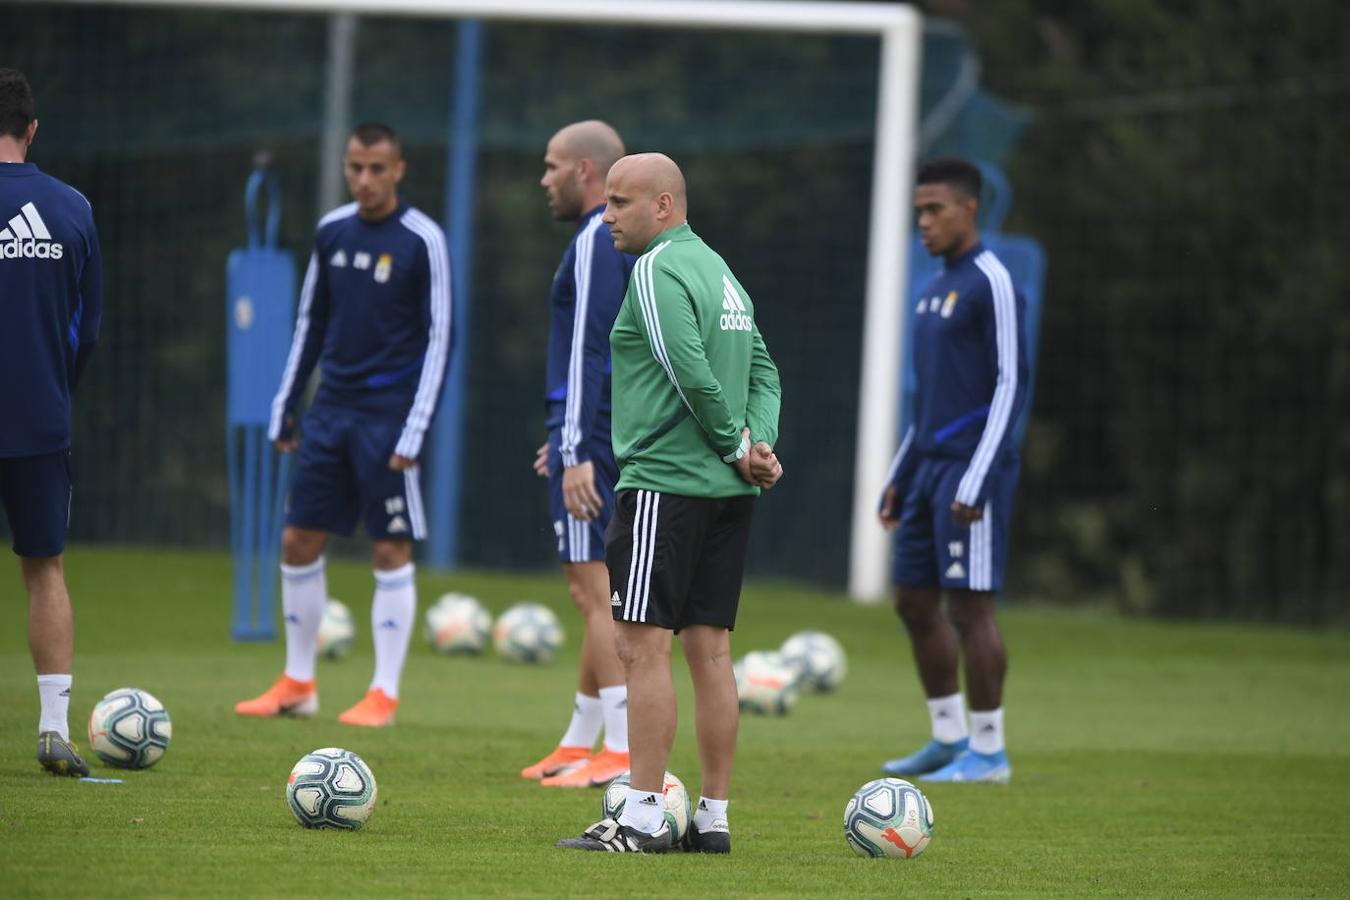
[1,546,1348,896]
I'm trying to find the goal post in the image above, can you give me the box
[55,0,922,602]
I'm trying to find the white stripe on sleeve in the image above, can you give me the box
[633,243,692,412]
[956,252,1019,507]
[268,250,321,441]
[559,215,606,468]
[395,208,454,460]
[268,203,359,441]
[884,426,915,487]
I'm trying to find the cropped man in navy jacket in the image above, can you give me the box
[0,68,103,777]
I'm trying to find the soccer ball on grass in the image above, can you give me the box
[734,650,800,715]
[317,598,355,660]
[779,629,847,692]
[844,777,934,859]
[88,687,172,769]
[602,770,692,843]
[286,747,378,830]
[424,592,492,655]
[493,602,564,663]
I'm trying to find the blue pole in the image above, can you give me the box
[426,19,483,568]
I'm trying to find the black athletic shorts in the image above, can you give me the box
[605,488,755,632]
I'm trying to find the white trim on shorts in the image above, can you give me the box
[403,467,427,540]
[621,489,660,623]
[566,512,590,563]
[968,499,992,591]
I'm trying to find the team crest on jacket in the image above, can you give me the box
[915,291,960,317]
[374,253,393,283]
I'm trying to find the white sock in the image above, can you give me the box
[369,563,416,699]
[281,558,326,682]
[928,692,969,744]
[37,674,72,740]
[693,796,728,832]
[969,707,1005,754]
[618,786,665,834]
[598,684,629,753]
[559,692,603,748]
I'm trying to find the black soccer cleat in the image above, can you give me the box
[38,731,90,777]
[683,820,731,854]
[556,817,674,853]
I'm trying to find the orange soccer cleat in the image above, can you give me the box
[520,745,591,780]
[234,675,318,717]
[337,688,399,727]
[540,749,630,788]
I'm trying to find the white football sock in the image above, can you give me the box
[693,796,728,832]
[37,674,72,740]
[559,692,602,749]
[369,563,416,699]
[281,558,326,683]
[618,786,666,834]
[928,692,969,744]
[969,707,1005,754]
[598,684,629,753]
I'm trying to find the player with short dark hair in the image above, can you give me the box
[350,121,401,156]
[235,122,452,728]
[557,153,783,854]
[521,121,637,788]
[878,156,1028,783]
[0,67,104,776]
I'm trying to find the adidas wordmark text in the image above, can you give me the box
[0,202,64,260]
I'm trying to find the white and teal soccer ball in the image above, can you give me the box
[88,687,172,769]
[734,650,801,715]
[286,747,378,830]
[317,598,355,660]
[602,770,692,843]
[844,777,934,859]
[492,602,564,663]
[779,630,848,692]
[424,592,492,655]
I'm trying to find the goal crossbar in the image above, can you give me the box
[53,0,915,33]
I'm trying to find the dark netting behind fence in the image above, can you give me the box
[975,1,1350,623]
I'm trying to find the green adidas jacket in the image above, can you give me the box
[609,222,781,497]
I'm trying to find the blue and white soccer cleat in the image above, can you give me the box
[881,738,969,777]
[919,748,1011,783]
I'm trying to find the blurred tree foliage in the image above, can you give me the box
[929,0,1350,622]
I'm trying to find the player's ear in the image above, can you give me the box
[26,119,37,145]
[392,157,407,183]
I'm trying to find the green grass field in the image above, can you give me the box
[2,547,1348,897]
